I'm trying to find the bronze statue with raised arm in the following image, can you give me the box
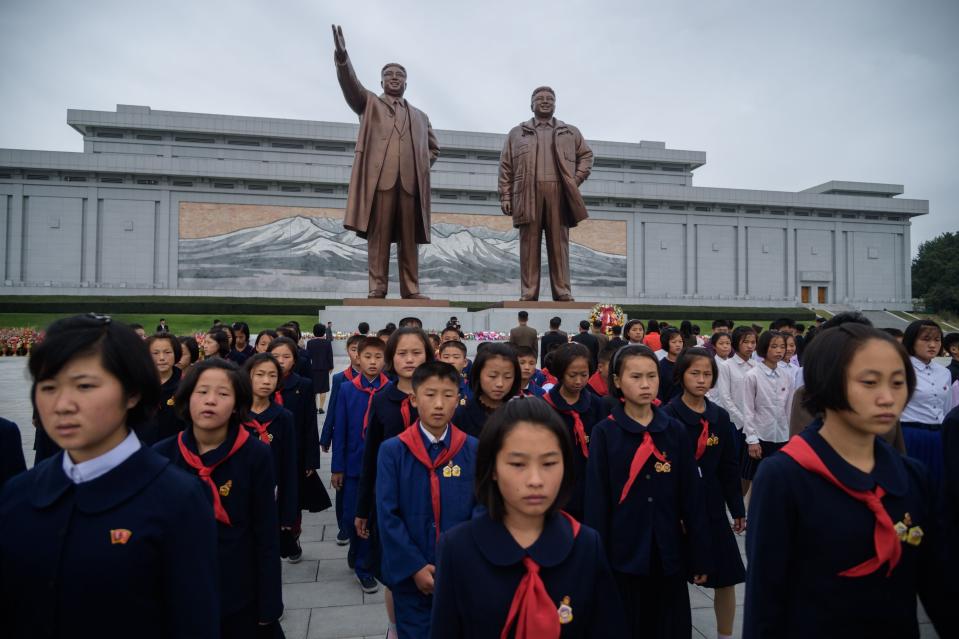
[498,87,593,301]
[332,25,440,299]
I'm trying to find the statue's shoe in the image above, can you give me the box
[405,294,431,300]
[519,296,538,302]
[368,292,386,299]
[555,296,576,302]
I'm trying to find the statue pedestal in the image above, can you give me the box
[342,298,452,308]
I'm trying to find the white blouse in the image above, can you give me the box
[901,356,954,424]
[742,363,794,444]
[716,353,756,430]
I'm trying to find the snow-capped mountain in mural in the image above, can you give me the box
[178,216,626,295]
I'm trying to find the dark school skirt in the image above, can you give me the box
[901,422,944,489]
[740,440,785,481]
[698,515,745,589]
[614,571,691,639]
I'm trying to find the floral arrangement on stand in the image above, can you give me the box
[0,328,43,356]
[463,331,508,341]
[588,304,626,335]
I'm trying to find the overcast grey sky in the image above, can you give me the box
[2,0,956,256]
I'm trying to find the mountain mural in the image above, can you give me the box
[178,216,627,296]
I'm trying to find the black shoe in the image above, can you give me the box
[357,575,379,593]
[317,408,325,414]
[287,540,303,563]
[336,530,349,546]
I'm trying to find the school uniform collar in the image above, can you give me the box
[471,511,575,568]
[281,371,304,391]
[731,353,755,367]
[464,395,493,420]
[180,424,245,466]
[547,385,592,414]
[610,404,669,434]
[384,382,410,403]
[61,429,141,485]
[909,356,934,373]
[759,363,781,379]
[160,366,181,394]
[799,421,908,496]
[250,401,284,423]
[34,445,169,512]
[665,396,719,427]
[419,423,449,446]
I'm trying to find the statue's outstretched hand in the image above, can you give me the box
[332,24,347,60]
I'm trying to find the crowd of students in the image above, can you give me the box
[0,310,957,638]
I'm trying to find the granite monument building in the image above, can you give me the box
[0,105,923,309]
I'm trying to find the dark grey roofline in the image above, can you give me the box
[0,148,927,216]
[66,105,707,169]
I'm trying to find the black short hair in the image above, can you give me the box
[770,318,796,331]
[384,327,435,374]
[346,333,365,349]
[902,320,943,357]
[243,352,283,381]
[801,324,915,416]
[29,314,160,428]
[474,397,574,521]
[549,342,591,382]
[795,323,806,333]
[730,326,757,354]
[254,329,278,350]
[709,332,731,349]
[592,319,602,329]
[376,328,392,339]
[206,330,231,358]
[660,327,683,351]
[607,344,659,400]
[441,326,464,339]
[399,317,423,328]
[267,336,299,362]
[549,316,562,329]
[412,360,461,391]
[439,340,467,356]
[610,324,622,336]
[357,336,387,354]
[129,323,144,331]
[674,347,719,389]
[469,342,521,399]
[579,320,590,331]
[146,333,182,362]
[944,332,959,352]
[821,312,871,331]
[312,323,325,336]
[518,311,529,321]
[646,319,660,333]
[598,345,617,364]
[881,327,904,339]
[275,326,298,342]
[174,358,252,428]
[514,345,537,360]
[756,330,786,358]
[712,319,730,329]
[178,336,200,365]
[358,322,370,335]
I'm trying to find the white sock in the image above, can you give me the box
[717,633,732,639]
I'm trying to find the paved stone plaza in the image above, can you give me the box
[0,356,938,638]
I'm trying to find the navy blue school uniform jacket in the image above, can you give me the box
[331,373,389,477]
[376,425,478,588]
[229,344,255,366]
[744,424,955,638]
[0,417,26,491]
[295,347,312,379]
[356,382,417,520]
[585,404,711,578]
[307,337,335,394]
[246,402,299,528]
[657,358,679,403]
[522,380,547,397]
[320,367,357,448]
[452,395,495,439]
[0,443,220,638]
[154,425,283,624]
[429,511,627,638]
[281,371,321,477]
[544,387,607,521]
[664,396,745,586]
[136,367,185,446]
[944,405,959,579]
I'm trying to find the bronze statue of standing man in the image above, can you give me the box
[498,87,593,301]
[332,25,439,299]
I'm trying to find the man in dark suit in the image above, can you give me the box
[508,311,538,356]
[571,320,599,373]
[307,323,335,413]
[539,316,568,369]
[590,319,609,354]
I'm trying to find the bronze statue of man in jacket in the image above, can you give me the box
[332,25,439,299]
[498,87,593,301]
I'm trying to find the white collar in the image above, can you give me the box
[910,356,933,371]
[733,353,755,367]
[419,422,449,445]
[62,429,141,484]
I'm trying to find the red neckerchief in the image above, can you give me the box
[177,428,250,525]
[399,396,416,431]
[500,511,581,639]
[587,370,608,396]
[609,413,667,504]
[273,390,284,406]
[352,372,390,437]
[543,392,589,458]
[243,418,273,444]
[541,368,558,386]
[781,436,901,577]
[695,418,709,460]
[344,366,357,381]
[397,424,468,541]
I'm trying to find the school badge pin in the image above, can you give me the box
[459,398,466,406]
[706,434,719,447]
[654,461,672,473]
[166,397,175,406]
[110,529,132,545]
[443,463,453,478]
[219,480,233,497]
[451,464,462,478]
[267,433,274,442]
[557,596,573,624]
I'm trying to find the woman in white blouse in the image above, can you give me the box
[901,320,954,487]
[716,326,758,485]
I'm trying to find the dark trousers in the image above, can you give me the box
[368,184,419,297]
[518,181,571,300]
